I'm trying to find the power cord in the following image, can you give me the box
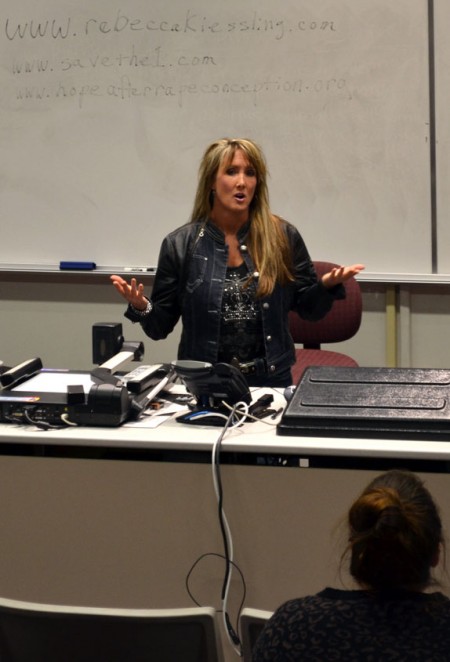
[221,400,280,426]
[23,409,67,430]
[212,404,244,654]
[185,552,246,619]
[185,404,248,656]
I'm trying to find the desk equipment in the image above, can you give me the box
[0,368,128,427]
[92,321,144,369]
[121,364,168,394]
[0,357,43,388]
[278,366,450,440]
[0,323,175,427]
[172,361,250,406]
[172,360,251,426]
[0,361,171,428]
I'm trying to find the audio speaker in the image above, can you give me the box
[92,323,124,365]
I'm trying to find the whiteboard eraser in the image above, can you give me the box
[59,261,96,270]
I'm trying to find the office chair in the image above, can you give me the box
[0,598,224,662]
[239,607,273,662]
[289,261,363,385]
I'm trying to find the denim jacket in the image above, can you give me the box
[125,219,344,376]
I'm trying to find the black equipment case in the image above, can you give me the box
[277,366,450,440]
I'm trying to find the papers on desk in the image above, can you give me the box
[124,387,286,429]
[124,395,188,429]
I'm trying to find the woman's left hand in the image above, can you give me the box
[321,264,365,289]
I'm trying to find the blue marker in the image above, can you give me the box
[60,261,96,270]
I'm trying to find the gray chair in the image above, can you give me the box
[0,597,224,662]
[239,607,273,662]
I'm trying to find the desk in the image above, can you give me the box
[0,416,449,662]
[1,411,450,471]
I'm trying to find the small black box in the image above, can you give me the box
[277,366,450,440]
[92,323,123,365]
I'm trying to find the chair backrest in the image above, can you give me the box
[0,598,224,662]
[239,607,273,662]
[289,261,362,349]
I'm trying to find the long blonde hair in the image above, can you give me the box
[190,138,294,297]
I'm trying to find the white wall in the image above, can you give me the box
[0,274,179,371]
[2,276,450,374]
[0,275,386,373]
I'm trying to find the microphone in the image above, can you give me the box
[283,385,296,402]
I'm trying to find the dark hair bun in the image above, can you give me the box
[347,471,442,590]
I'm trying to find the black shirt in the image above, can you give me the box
[253,587,450,661]
[217,262,265,364]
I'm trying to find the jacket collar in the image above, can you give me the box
[204,218,251,243]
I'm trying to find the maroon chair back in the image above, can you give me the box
[288,261,362,384]
[288,261,362,349]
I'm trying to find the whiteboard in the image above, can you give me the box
[0,0,432,273]
[435,0,450,273]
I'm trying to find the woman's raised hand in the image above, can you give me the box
[110,275,148,311]
[321,264,365,289]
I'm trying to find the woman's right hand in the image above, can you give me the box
[110,275,148,311]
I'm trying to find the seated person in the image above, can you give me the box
[253,469,450,661]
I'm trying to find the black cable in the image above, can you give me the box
[185,552,247,614]
[23,409,66,430]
